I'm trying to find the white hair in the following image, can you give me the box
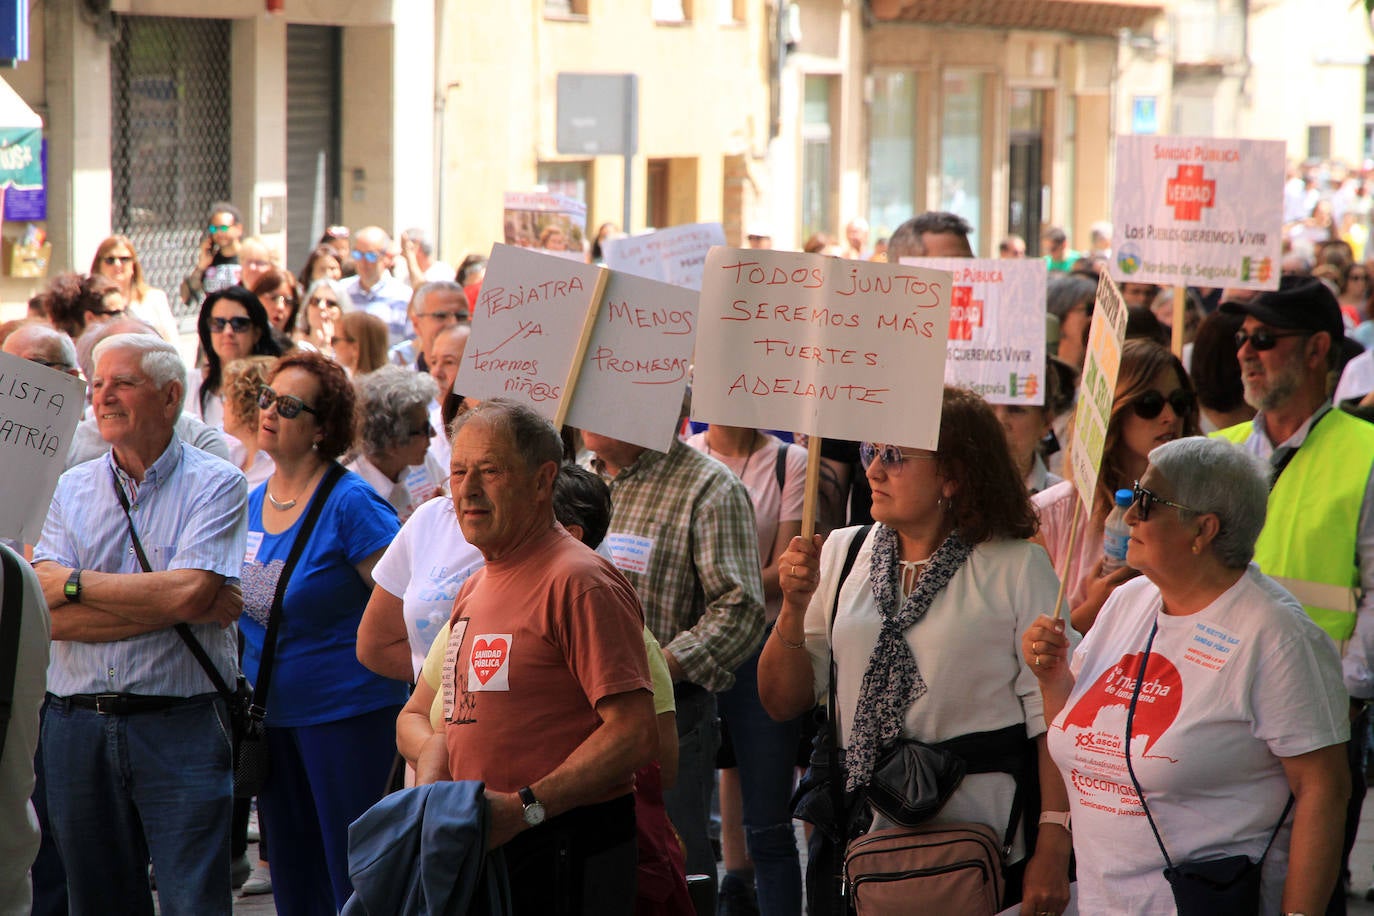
[92,333,187,411]
[1148,437,1268,568]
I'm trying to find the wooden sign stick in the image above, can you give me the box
[801,434,824,540]
[552,266,612,429]
[1050,497,1083,621]
[1170,284,1187,358]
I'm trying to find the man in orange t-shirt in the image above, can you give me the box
[415,398,655,915]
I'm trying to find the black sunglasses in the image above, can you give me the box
[258,386,319,420]
[1234,328,1310,351]
[211,316,254,334]
[1132,388,1196,420]
[1131,481,1197,522]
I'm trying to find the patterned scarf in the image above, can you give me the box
[844,524,974,792]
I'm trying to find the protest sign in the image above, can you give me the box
[900,256,1047,405]
[502,191,588,261]
[692,247,952,448]
[456,244,607,426]
[1068,273,1130,513]
[565,271,699,452]
[0,352,87,542]
[602,222,726,290]
[1112,135,1284,290]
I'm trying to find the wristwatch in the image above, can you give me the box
[64,568,82,603]
[1038,810,1071,832]
[518,786,546,827]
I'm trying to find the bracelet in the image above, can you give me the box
[773,628,806,650]
[1038,810,1071,832]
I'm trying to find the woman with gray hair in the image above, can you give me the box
[295,278,352,356]
[1023,436,1349,914]
[344,365,446,522]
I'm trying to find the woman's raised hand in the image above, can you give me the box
[1022,614,1071,681]
[778,534,824,609]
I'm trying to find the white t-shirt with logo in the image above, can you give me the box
[371,495,485,678]
[1048,567,1348,914]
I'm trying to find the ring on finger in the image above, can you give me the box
[1033,655,1043,668]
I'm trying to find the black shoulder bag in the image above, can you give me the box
[0,546,25,763]
[1124,620,1293,915]
[113,461,344,799]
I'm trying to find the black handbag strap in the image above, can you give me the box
[111,461,345,711]
[1123,619,1293,871]
[0,546,24,761]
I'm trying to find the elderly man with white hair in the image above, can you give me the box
[342,225,413,345]
[32,333,248,915]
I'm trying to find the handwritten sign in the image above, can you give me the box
[1068,274,1130,511]
[565,271,698,452]
[455,244,606,424]
[602,222,726,290]
[692,247,952,448]
[503,191,588,262]
[0,352,88,542]
[900,257,1047,405]
[1112,135,1284,290]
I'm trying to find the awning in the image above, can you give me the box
[0,75,41,191]
[870,0,1164,38]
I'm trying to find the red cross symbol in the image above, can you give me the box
[1165,164,1216,221]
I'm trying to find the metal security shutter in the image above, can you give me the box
[285,24,341,278]
[111,16,232,319]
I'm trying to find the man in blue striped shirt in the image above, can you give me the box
[33,333,247,915]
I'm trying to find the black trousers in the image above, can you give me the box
[502,794,638,916]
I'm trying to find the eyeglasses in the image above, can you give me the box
[208,223,234,234]
[102,255,134,266]
[330,336,355,346]
[859,442,938,475]
[210,316,253,334]
[29,358,72,370]
[244,258,271,270]
[89,307,126,318]
[258,386,319,420]
[352,250,381,263]
[1234,328,1311,351]
[1132,388,1196,420]
[268,293,295,306]
[408,421,435,439]
[308,296,340,308]
[1131,481,1198,521]
[417,310,465,322]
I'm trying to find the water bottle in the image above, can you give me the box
[1102,488,1133,573]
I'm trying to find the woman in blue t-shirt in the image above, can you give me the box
[240,350,404,914]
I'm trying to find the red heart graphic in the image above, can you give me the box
[471,638,508,685]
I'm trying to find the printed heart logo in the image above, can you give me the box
[472,638,508,685]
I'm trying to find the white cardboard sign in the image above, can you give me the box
[602,222,727,291]
[1068,274,1131,512]
[1112,135,1284,290]
[456,244,604,423]
[692,247,952,448]
[565,270,699,452]
[502,191,588,261]
[0,353,88,542]
[900,257,1048,405]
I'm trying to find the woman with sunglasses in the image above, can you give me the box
[344,366,447,524]
[89,235,179,343]
[190,286,283,429]
[1339,261,1371,326]
[296,278,352,356]
[1022,437,1348,915]
[251,268,301,343]
[1033,340,1201,635]
[759,386,1073,916]
[240,350,405,915]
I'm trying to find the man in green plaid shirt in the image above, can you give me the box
[583,431,765,910]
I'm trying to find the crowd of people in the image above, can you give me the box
[0,196,1370,916]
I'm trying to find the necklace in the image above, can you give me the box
[267,466,319,511]
[705,432,764,481]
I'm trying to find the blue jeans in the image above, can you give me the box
[717,644,804,915]
[663,684,721,907]
[42,694,233,916]
[258,705,403,915]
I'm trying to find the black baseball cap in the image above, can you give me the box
[1219,275,1344,341]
